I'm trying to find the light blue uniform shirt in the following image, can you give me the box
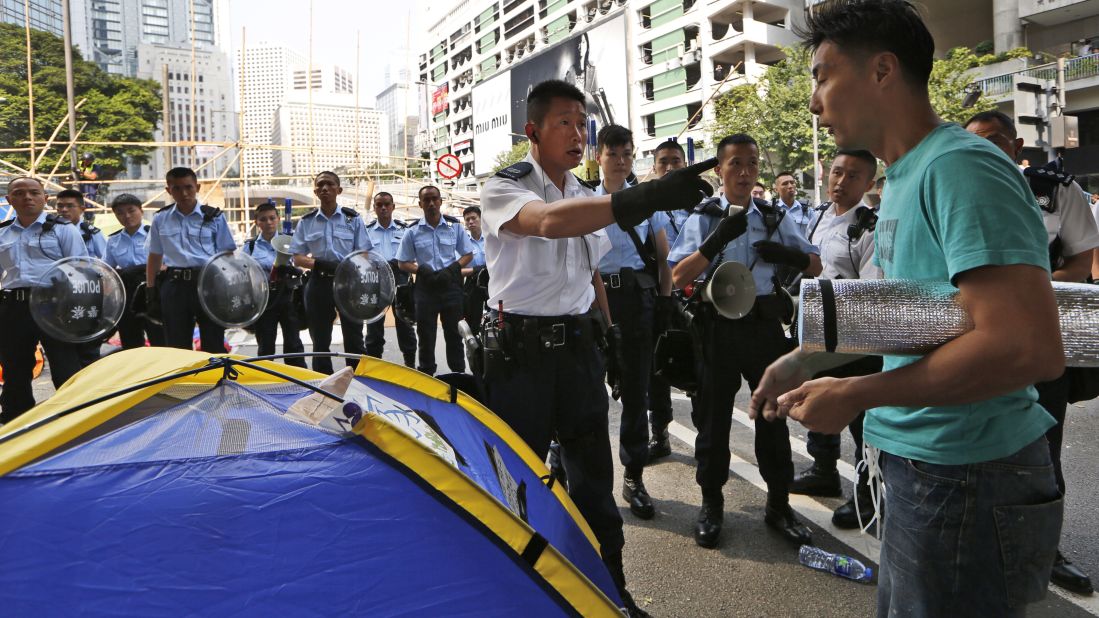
[105,225,150,269]
[467,233,486,268]
[778,199,814,236]
[245,234,278,271]
[668,195,819,296]
[595,182,669,272]
[0,212,88,288]
[289,207,372,261]
[366,219,408,261]
[397,216,473,271]
[663,209,691,248]
[146,204,236,268]
[79,222,107,259]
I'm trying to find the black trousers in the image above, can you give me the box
[484,319,624,560]
[116,307,165,349]
[303,274,364,375]
[694,309,796,495]
[159,278,225,353]
[0,295,82,422]
[365,269,416,365]
[414,282,464,375]
[1036,372,1070,495]
[254,285,306,368]
[804,355,884,488]
[604,279,655,473]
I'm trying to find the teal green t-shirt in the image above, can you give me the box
[867,123,1056,465]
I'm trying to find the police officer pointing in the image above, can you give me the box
[480,79,714,618]
[365,191,416,368]
[145,167,237,352]
[105,193,164,349]
[397,186,472,376]
[291,171,372,375]
[0,177,87,422]
[669,133,821,549]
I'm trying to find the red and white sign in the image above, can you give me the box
[436,153,462,180]
[431,85,449,116]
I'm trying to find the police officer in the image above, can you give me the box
[397,186,472,376]
[290,171,372,375]
[751,182,767,201]
[592,124,672,520]
[0,177,87,422]
[460,206,488,335]
[365,191,416,368]
[669,133,821,549]
[646,139,687,463]
[105,193,164,349]
[244,201,306,368]
[787,149,884,530]
[54,188,108,366]
[480,79,713,617]
[145,167,237,352]
[55,189,106,259]
[773,170,813,236]
[966,110,1099,595]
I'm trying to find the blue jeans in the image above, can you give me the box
[878,437,1062,617]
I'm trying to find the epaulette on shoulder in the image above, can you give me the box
[0,218,13,229]
[81,221,100,236]
[42,213,65,233]
[1024,164,1074,187]
[815,201,832,212]
[302,208,319,219]
[109,228,122,236]
[143,224,150,232]
[406,218,421,227]
[495,161,533,181]
[341,207,360,218]
[156,204,173,213]
[366,220,378,229]
[200,205,222,222]
[575,175,598,191]
[395,219,408,228]
[752,197,772,210]
[693,196,725,218]
[443,214,460,224]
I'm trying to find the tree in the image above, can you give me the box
[0,23,160,179]
[494,139,531,172]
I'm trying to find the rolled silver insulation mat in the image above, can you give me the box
[799,279,1099,367]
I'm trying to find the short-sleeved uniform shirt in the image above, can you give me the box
[779,199,814,236]
[481,153,611,316]
[0,212,88,288]
[594,182,669,273]
[245,234,279,272]
[396,216,472,271]
[663,209,691,248]
[806,202,883,280]
[669,195,819,296]
[467,233,486,268]
[1039,179,1099,259]
[105,225,150,269]
[366,219,408,262]
[146,204,237,268]
[289,207,371,261]
[869,123,1055,465]
[79,222,107,259]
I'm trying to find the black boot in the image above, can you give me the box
[403,353,416,368]
[647,424,671,463]
[764,493,812,547]
[603,551,653,618]
[622,469,655,520]
[694,491,724,548]
[1051,549,1094,595]
[832,485,877,530]
[789,461,842,497]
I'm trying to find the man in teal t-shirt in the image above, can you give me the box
[748,1,1064,615]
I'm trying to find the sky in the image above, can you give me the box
[226,0,428,106]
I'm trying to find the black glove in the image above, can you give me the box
[753,240,810,271]
[313,258,339,275]
[611,158,717,229]
[444,261,463,285]
[416,264,436,285]
[144,285,163,324]
[654,295,678,332]
[699,208,749,260]
[604,323,623,401]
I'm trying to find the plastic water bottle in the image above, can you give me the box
[798,545,873,583]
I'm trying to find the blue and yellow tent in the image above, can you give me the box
[0,349,623,616]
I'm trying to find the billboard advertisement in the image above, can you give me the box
[431,85,449,116]
[472,14,629,174]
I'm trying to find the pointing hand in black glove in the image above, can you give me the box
[611,158,718,229]
[698,207,749,261]
[752,240,810,271]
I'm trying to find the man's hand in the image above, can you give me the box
[699,208,749,260]
[776,377,864,434]
[144,285,163,324]
[313,258,339,275]
[749,349,816,421]
[416,264,435,285]
[753,241,810,271]
[611,158,717,228]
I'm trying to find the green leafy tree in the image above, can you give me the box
[494,139,531,172]
[0,23,160,179]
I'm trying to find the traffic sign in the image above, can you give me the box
[436,154,462,180]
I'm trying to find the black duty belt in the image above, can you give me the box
[165,267,202,281]
[601,268,656,291]
[0,287,30,302]
[490,310,600,350]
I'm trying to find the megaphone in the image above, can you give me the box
[702,261,756,320]
[271,234,293,267]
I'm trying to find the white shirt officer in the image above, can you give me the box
[367,218,408,262]
[0,212,87,288]
[806,202,883,280]
[481,152,611,316]
[396,215,473,271]
[146,204,236,268]
[289,207,371,262]
[594,182,669,273]
[105,225,150,269]
[1041,179,1099,258]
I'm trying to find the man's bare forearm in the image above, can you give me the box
[1053,250,1093,282]
[672,252,709,289]
[146,253,162,287]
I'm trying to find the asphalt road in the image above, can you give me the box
[18,323,1099,617]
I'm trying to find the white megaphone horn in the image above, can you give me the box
[702,261,756,320]
[271,234,293,267]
